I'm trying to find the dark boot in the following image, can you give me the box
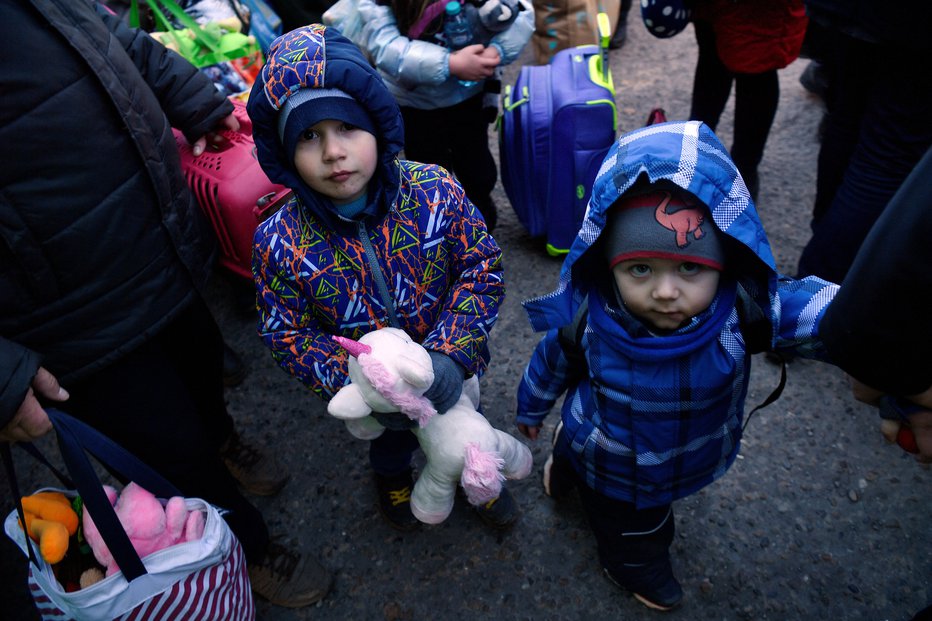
[604,561,683,611]
[374,469,420,531]
[220,430,290,496]
[609,0,634,49]
[222,342,248,387]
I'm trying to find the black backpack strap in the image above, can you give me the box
[742,359,787,431]
[735,283,772,355]
[734,283,787,429]
[557,296,590,384]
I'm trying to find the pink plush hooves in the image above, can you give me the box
[184,510,206,542]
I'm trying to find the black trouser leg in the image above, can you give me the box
[64,298,269,563]
[690,20,732,131]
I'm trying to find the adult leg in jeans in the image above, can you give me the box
[797,38,932,283]
[809,31,873,226]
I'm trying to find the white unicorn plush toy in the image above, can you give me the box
[327,328,533,524]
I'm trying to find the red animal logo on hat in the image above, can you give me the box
[652,191,705,248]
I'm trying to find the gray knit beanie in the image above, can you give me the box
[603,189,725,270]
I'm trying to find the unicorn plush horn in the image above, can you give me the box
[333,335,372,358]
[331,330,437,427]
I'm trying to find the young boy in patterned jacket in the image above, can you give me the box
[515,121,840,611]
[247,25,510,531]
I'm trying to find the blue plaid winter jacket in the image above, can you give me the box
[516,121,839,509]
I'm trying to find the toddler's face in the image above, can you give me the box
[612,257,720,330]
[293,119,378,205]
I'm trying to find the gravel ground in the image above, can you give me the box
[3,17,930,621]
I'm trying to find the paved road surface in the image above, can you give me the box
[3,17,930,621]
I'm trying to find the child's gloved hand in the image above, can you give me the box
[423,352,466,414]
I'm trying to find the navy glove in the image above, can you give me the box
[423,351,466,414]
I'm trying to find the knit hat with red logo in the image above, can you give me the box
[603,189,725,270]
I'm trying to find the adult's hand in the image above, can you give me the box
[904,409,932,464]
[0,367,68,443]
[449,44,499,81]
[850,377,932,410]
[850,377,932,464]
[905,385,932,410]
[191,113,241,157]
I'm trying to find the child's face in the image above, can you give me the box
[612,257,721,330]
[293,119,378,205]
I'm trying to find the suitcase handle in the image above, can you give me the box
[503,84,529,112]
[588,13,614,95]
[587,56,614,96]
[596,12,611,84]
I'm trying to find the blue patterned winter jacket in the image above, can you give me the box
[516,121,838,509]
[247,25,504,400]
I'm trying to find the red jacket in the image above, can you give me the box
[695,0,808,74]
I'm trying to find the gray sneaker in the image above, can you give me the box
[220,431,290,496]
[248,541,332,608]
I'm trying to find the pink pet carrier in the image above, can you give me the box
[173,98,292,279]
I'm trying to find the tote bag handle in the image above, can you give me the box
[3,409,184,581]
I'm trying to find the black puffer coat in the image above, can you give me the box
[0,0,233,426]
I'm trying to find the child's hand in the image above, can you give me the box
[479,45,501,65]
[191,113,241,157]
[517,423,541,440]
[423,352,465,414]
[449,44,499,81]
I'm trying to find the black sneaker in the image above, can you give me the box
[474,486,518,529]
[375,470,420,531]
[799,60,830,100]
[604,563,683,612]
[542,421,576,499]
[608,22,627,49]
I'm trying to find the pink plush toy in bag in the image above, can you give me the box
[80,483,206,578]
[3,410,255,621]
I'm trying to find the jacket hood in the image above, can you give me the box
[524,120,778,331]
[247,24,406,230]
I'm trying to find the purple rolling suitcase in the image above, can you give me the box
[499,18,616,256]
